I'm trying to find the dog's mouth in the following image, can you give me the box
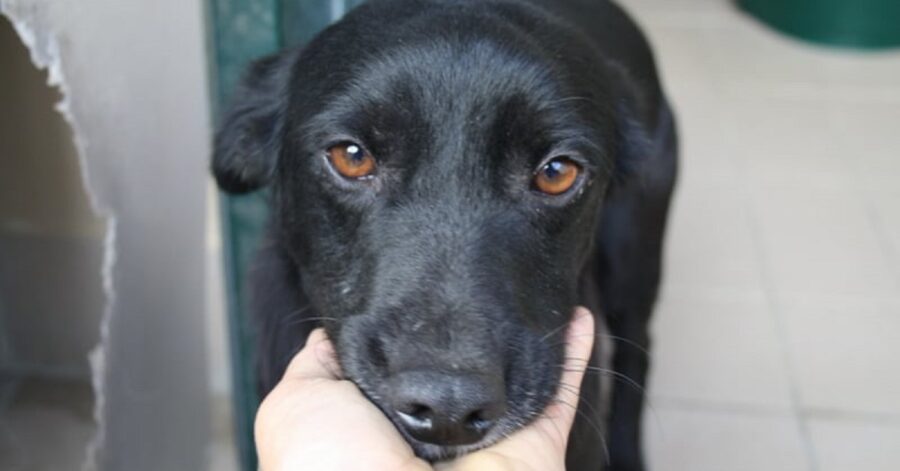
[348,373,531,462]
[332,314,566,462]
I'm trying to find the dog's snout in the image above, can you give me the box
[389,370,506,446]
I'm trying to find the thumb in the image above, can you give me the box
[282,328,344,381]
[531,306,595,452]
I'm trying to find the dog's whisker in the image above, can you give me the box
[549,333,650,359]
[549,397,610,463]
[557,364,645,394]
[278,343,304,372]
[278,305,313,326]
[539,320,571,343]
[556,381,605,424]
[551,398,611,466]
[599,334,650,357]
[559,364,663,434]
[556,380,612,459]
[282,315,341,328]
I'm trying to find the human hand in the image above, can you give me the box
[255,328,431,471]
[254,307,595,471]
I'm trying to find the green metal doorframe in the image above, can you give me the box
[205,1,363,469]
[206,3,281,471]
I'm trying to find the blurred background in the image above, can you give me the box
[0,0,897,470]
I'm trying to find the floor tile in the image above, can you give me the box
[648,289,792,408]
[830,102,900,193]
[750,186,898,298]
[669,87,743,186]
[705,17,831,92]
[783,295,900,415]
[727,95,851,191]
[644,407,810,471]
[623,0,737,30]
[821,50,900,96]
[867,190,900,279]
[809,418,900,471]
[645,26,719,91]
[664,181,763,292]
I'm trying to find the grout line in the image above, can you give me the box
[742,185,822,471]
[649,395,793,417]
[650,394,900,427]
[801,407,900,426]
[824,102,900,296]
[730,113,822,471]
[864,199,900,291]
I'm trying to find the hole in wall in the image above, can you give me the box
[0,14,107,469]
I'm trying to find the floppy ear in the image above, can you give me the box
[212,51,295,193]
[611,86,677,193]
[612,97,653,181]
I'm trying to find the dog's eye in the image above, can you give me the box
[533,157,580,195]
[327,142,376,179]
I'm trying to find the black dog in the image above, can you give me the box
[213,1,676,469]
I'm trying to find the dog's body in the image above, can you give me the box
[213,1,676,470]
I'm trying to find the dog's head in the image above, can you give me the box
[214,2,639,461]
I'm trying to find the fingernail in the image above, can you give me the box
[569,308,595,343]
[573,307,592,324]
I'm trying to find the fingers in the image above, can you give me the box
[544,306,595,443]
[256,329,345,471]
[282,328,344,381]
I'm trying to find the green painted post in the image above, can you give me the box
[206,1,280,470]
[207,0,356,469]
[281,0,334,46]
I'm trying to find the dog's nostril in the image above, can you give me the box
[408,403,432,420]
[464,409,495,432]
[389,370,506,446]
[399,402,434,426]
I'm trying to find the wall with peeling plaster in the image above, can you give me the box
[0,15,104,470]
[0,0,214,469]
[0,16,106,378]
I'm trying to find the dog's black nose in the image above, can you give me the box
[389,370,506,446]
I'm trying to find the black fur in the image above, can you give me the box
[213,1,677,470]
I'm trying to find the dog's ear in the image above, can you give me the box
[612,97,653,181]
[611,85,676,194]
[212,51,295,193]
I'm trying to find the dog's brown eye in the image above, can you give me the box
[533,158,580,195]
[327,142,376,179]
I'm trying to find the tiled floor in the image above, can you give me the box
[620,0,900,470]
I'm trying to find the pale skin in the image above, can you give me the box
[255,307,595,471]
